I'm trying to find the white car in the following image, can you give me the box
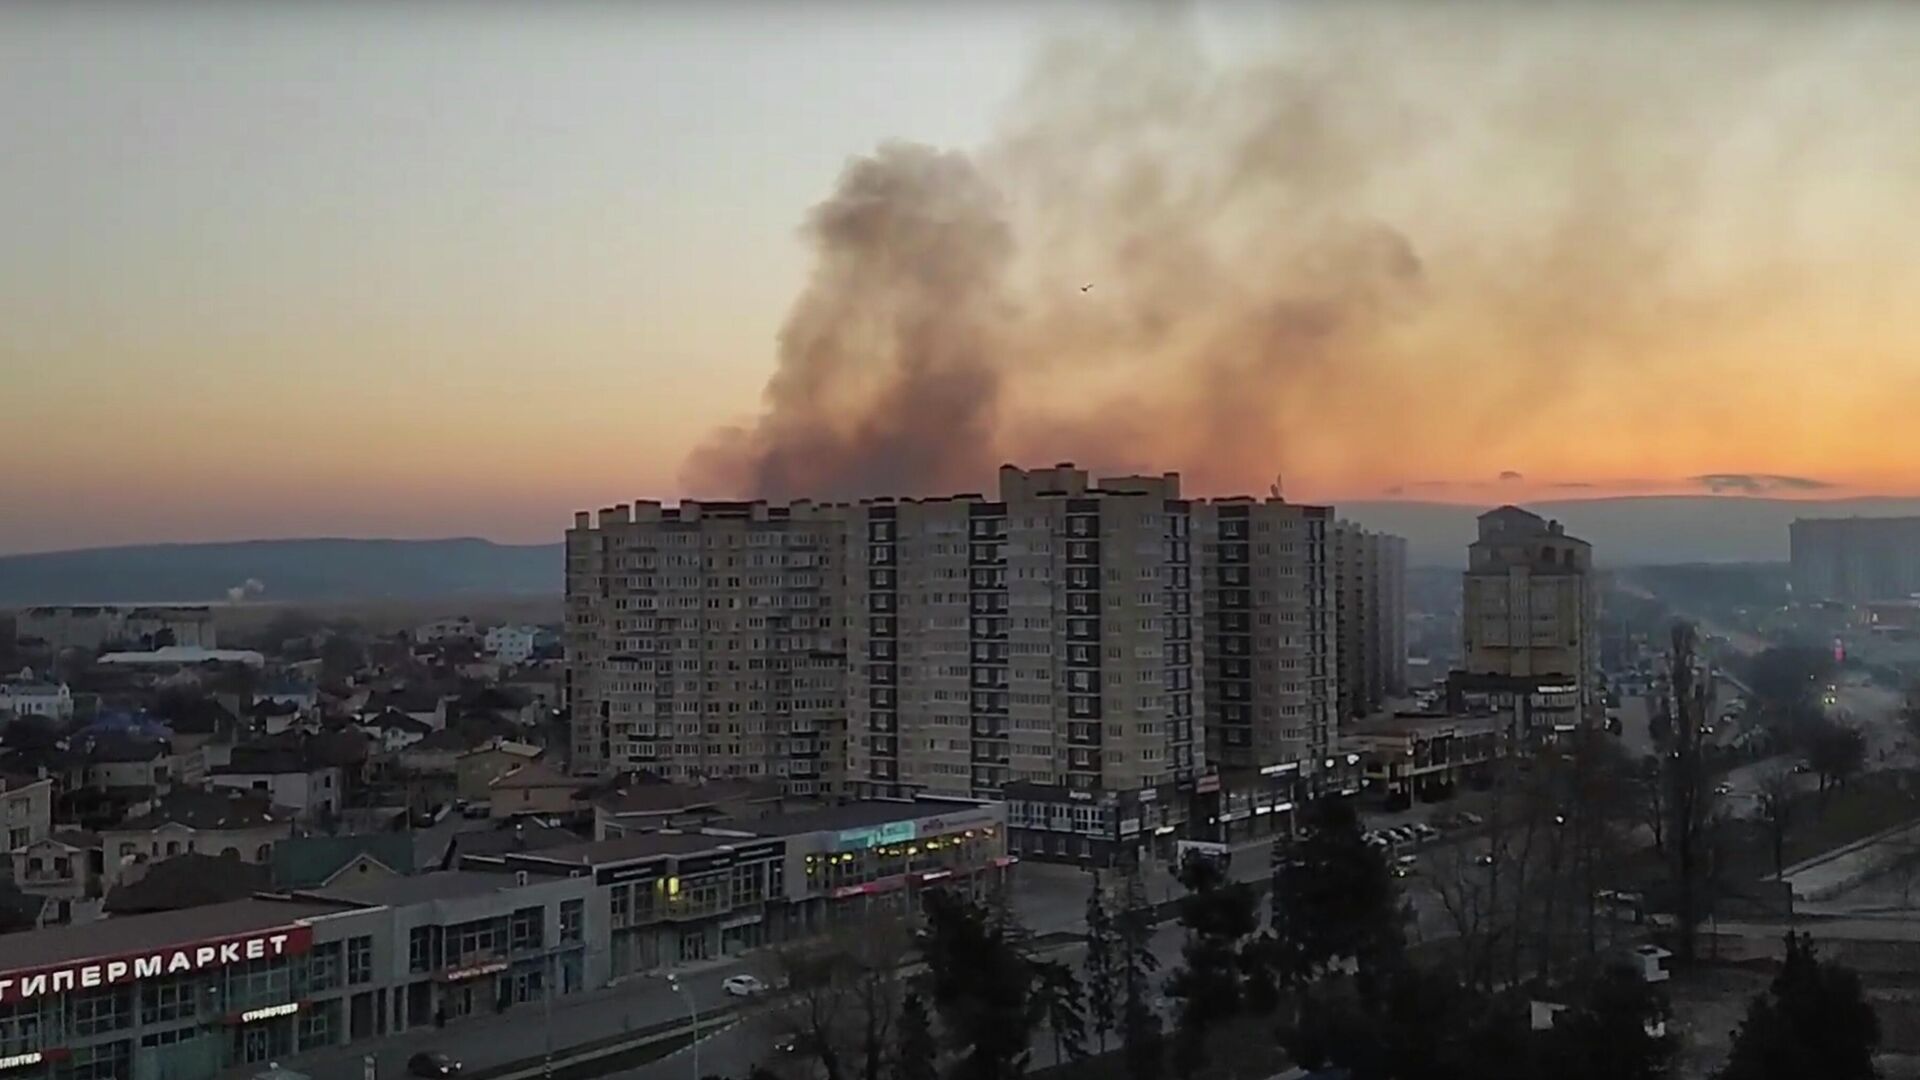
[723,975,767,997]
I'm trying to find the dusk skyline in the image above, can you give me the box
[8,1,1920,555]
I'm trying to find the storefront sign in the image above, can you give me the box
[0,1052,46,1072]
[595,858,667,887]
[239,1002,302,1023]
[1196,774,1222,794]
[440,960,509,983]
[0,925,313,1005]
[835,821,916,851]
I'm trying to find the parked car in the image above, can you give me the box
[408,1053,462,1078]
[724,974,768,997]
[1410,824,1440,841]
[1459,811,1485,827]
[1391,855,1419,878]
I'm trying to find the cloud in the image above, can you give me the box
[1690,473,1834,495]
[1550,481,1596,489]
[1498,471,1525,482]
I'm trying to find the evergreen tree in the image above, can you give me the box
[1030,958,1089,1065]
[1166,852,1261,1077]
[1117,860,1165,1080]
[1084,871,1121,1053]
[1717,933,1880,1080]
[1538,966,1676,1080]
[1269,797,1404,988]
[894,992,939,1080]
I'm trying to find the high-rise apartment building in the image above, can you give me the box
[1790,515,1920,603]
[843,465,1205,800]
[1455,506,1597,740]
[1195,499,1338,773]
[1333,522,1409,720]
[564,500,848,794]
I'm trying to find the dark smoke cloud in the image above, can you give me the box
[685,4,1920,500]
[1691,473,1834,495]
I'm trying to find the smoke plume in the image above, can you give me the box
[685,3,1920,501]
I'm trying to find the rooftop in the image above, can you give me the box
[0,897,351,975]
[521,830,749,868]
[300,869,538,907]
[113,789,287,832]
[745,798,991,838]
[592,776,781,815]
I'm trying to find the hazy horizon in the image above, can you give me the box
[10,2,1920,553]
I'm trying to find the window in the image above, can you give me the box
[0,1000,45,1058]
[55,1038,130,1080]
[560,899,584,943]
[347,935,373,985]
[140,973,200,1025]
[69,986,132,1037]
[303,940,341,993]
[409,926,441,974]
[510,906,545,952]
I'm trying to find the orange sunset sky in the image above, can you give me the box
[5,2,1920,555]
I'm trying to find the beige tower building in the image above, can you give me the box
[1457,506,1597,740]
[843,464,1205,802]
[564,500,848,794]
[1195,499,1339,773]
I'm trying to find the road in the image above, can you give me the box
[606,923,1191,1080]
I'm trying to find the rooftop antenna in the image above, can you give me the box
[1269,474,1284,501]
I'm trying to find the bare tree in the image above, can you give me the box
[1756,765,1798,880]
[1664,620,1719,964]
[761,915,915,1080]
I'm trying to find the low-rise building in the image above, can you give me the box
[483,625,542,665]
[454,739,544,802]
[8,829,103,921]
[485,761,587,819]
[1349,710,1505,804]
[589,777,789,840]
[479,797,1010,976]
[210,750,343,823]
[359,710,434,753]
[97,790,294,890]
[2,772,54,852]
[0,682,73,721]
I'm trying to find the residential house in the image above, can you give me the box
[82,734,174,797]
[257,678,319,712]
[269,833,418,890]
[487,761,587,819]
[8,829,104,926]
[97,789,293,889]
[399,727,479,777]
[455,738,544,801]
[0,680,74,720]
[210,743,343,822]
[2,772,54,852]
[483,625,542,664]
[250,696,308,735]
[361,709,434,752]
[361,686,447,730]
[455,686,538,729]
[413,616,477,643]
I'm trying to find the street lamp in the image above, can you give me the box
[667,973,700,1080]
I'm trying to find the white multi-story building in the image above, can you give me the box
[565,500,847,795]
[484,624,543,664]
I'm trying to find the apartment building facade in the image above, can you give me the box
[564,500,847,795]
[1790,515,1920,603]
[1456,506,1598,740]
[1333,522,1409,721]
[842,465,1204,801]
[1195,499,1338,774]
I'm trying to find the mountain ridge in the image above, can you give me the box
[6,495,1920,604]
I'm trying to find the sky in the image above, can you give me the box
[5,1,1920,554]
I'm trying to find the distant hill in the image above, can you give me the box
[0,538,561,606]
[1336,495,1920,568]
[4,494,1920,603]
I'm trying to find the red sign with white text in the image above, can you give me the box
[0,925,314,1004]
